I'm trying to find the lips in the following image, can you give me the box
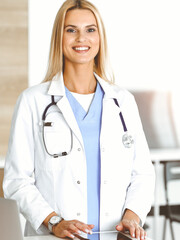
[72,46,90,52]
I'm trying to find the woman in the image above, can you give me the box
[3,0,155,239]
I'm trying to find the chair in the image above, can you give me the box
[131,90,179,149]
[162,161,180,240]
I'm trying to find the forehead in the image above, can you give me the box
[64,9,97,25]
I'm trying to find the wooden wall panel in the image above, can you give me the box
[0,0,28,157]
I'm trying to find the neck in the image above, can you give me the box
[63,63,97,94]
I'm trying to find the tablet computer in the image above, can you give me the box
[74,231,152,240]
[74,231,136,240]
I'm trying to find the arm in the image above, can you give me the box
[43,212,94,238]
[116,95,155,239]
[3,92,54,232]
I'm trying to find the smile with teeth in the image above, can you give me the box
[73,46,90,51]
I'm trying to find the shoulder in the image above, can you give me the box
[95,73,134,104]
[14,81,51,114]
[110,82,134,99]
[16,81,50,104]
[21,81,50,98]
[99,77,135,107]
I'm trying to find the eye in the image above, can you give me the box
[87,28,96,33]
[66,28,76,33]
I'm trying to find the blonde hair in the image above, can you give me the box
[43,0,114,83]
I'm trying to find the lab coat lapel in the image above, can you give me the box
[94,74,125,140]
[101,96,122,140]
[47,73,84,148]
[94,73,123,116]
[56,96,84,148]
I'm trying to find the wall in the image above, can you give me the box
[0,0,28,197]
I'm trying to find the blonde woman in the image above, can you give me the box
[3,0,155,239]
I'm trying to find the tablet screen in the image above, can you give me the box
[74,231,134,240]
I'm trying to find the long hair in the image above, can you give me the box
[43,0,114,83]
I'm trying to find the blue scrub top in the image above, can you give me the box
[65,82,104,231]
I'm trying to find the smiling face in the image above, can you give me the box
[62,9,100,68]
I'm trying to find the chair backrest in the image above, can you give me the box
[130,90,179,149]
[164,162,180,184]
[163,161,180,204]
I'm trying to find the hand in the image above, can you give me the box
[52,219,94,239]
[116,209,147,240]
[116,219,146,240]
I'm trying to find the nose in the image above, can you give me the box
[76,30,86,42]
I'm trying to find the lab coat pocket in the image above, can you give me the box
[43,111,72,158]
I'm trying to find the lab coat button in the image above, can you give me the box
[77,212,81,216]
[77,180,81,184]
[77,148,81,151]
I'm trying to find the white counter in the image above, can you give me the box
[24,234,152,240]
[24,235,58,240]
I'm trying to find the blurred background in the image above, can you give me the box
[0,0,180,239]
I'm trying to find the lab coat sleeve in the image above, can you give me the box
[122,95,155,225]
[3,91,54,232]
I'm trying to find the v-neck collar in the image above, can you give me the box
[65,82,104,122]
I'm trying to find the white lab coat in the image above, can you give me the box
[3,73,155,236]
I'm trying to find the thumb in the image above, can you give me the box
[116,222,123,231]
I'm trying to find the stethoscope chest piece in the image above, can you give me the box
[122,132,134,148]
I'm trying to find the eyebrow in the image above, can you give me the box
[64,24,97,29]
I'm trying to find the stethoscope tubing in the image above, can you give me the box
[42,96,134,158]
[113,98,127,132]
[42,95,73,157]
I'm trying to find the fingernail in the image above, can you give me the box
[141,237,144,240]
[70,234,75,238]
[85,229,90,233]
[132,233,135,238]
[77,230,81,234]
[89,230,93,235]
[116,225,120,230]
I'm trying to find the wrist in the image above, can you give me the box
[43,212,57,228]
[48,215,62,233]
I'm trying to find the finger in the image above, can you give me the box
[75,222,92,234]
[68,223,81,235]
[116,222,124,231]
[139,227,145,240]
[144,231,147,239]
[128,225,136,238]
[121,221,135,238]
[88,224,95,230]
[62,230,75,239]
[135,226,141,240]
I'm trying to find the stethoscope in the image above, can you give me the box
[42,95,73,158]
[113,98,134,148]
[42,96,134,158]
